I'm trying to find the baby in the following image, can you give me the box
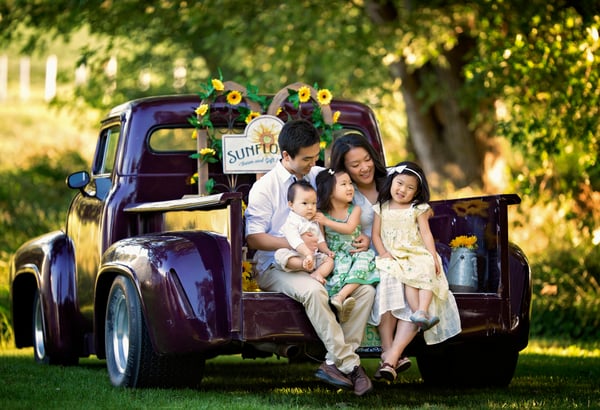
[274,180,334,283]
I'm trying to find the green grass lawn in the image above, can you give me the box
[0,340,598,409]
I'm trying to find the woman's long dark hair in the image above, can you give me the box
[377,161,430,206]
[329,131,388,192]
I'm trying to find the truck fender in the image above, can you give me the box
[96,231,232,356]
[10,231,79,356]
[508,242,532,349]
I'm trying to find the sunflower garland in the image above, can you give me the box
[188,71,342,189]
[242,260,260,292]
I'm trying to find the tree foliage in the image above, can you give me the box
[2,0,599,343]
[1,0,598,205]
[465,2,599,185]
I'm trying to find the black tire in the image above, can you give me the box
[105,276,205,388]
[32,289,78,366]
[416,342,519,387]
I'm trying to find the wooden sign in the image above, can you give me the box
[222,115,284,174]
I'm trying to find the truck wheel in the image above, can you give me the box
[32,289,78,365]
[416,342,519,387]
[105,275,205,388]
[32,290,50,364]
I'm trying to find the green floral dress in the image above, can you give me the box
[323,204,379,296]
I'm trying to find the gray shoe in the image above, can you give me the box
[348,365,373,396]
[315,362,353,389]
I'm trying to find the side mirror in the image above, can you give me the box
[66,171,90,190]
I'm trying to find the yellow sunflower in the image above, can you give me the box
[450,235,478,250]
[195,103,208,116]
[298,86,311,103]
[191,129,198,140]
[332,111,341,123]
[227,90,242,105]
[317,88,332,105]
[245,111,261,124]
[212,78,224,91]
[199,147,216,156]
[188,172,199,185]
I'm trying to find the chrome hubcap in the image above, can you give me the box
[111,292,129,374]
[33,295,45,359]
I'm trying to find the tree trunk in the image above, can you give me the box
[365,1,505,192]
[389,43,483,190]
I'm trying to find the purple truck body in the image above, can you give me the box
[10,94,531,388]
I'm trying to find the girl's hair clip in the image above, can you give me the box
[387,165,422,183]
[327,169,335,175]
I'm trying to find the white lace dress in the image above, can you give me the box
[369,201,461,345]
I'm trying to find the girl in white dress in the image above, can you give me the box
[371,161,461,381]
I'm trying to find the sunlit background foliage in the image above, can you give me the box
[0,0,599,345]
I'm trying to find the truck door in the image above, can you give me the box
[66,124,120,324]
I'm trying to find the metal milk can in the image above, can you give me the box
[447,247,478,292]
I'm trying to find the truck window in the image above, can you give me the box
[149,127,197,152]
[93,125,120,175]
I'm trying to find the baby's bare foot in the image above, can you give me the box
[302,257,314,271]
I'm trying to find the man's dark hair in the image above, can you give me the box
[278,119,320,159]
[287,179,316,202]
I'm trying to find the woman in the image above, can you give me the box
[329,132,387,244]
[329,132,418,381]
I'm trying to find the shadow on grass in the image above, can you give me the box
[197,353,600,407]
[2,349,598,408]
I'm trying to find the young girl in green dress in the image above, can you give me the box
[315,169,379,323]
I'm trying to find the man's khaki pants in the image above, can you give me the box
[258,265,375,374]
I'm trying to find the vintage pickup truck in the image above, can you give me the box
[10,89,531,389]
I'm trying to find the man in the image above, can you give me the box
[245,119,374,396]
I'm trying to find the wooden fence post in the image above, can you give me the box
[20,57,30,101]
[45,55,57,101]
[75,63,87,86]
[0,55,7,101]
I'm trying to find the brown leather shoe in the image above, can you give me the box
[348,365,373,396]
[315,362,353,389]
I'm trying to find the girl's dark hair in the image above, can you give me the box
[287,180,315,202]
[316,169,338,212]
[377,161,430,205]
[329,131,388,191]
